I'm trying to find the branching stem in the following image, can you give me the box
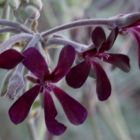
[41,12,140,37]
[46,37,88,52]
[0,19,33,33]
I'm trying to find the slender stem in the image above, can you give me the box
[2,0,10,19]
[46,37,88,52]
[41,12,140,37]
[28,119,38,140]
[90,112,101,140]
[83,83,101,140]
[25,34,40,50]
[38,112,46,140]
[0,27,21,33]
[0,33,33,53]
[41,18,112,37]
[0,0,11,41]
[0,19,33,33]
[107,95,132,140]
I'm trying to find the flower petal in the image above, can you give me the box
[91,26,106,50]
[23,47,49,79]
[50,45,76,82]
[9,85,40,124]
[91,61,111,101]
[131,30,140,68]
[53,86,88,125]
[0,49,23,69]
[44,90,66,135]
[102,53,130,72]
[66,61,91,88]
[101,27,118,51]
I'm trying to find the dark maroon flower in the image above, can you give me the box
[123,21,140,68]
[9,46,87,135]
[0,49,23,69]
[66,26,130,101]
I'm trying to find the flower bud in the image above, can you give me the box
[15,5,40,23]
[29,0,43,10]
[9,0,21,10]
[25,5,40,20]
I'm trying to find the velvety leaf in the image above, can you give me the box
[0,49,23,69]
[53,86,88,125]
[9,85,40,124]
[101,27,118,51]
[91,26,106,50]
[44,90,66,135]
[66,61,90,88]
[50,45,76,82]
[23,47,49,79]
[91,61,111,101]
[102,53,130,72]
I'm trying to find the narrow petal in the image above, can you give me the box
[9,85,40,124]
[91,26,106,50]
[44,90,66,135]
[91,61,111,101]
[102,53,130,72]
[53,86,88,125]
[101,27,118,51]
[23,47,49,79]
[66,61,91,88]
[131,30,140,68]
[50,45,76,82]
[0,49,23,69]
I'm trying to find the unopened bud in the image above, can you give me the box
[15,5,40,23]
[9,0,21,10]
[25,5,40,20]
[29,0,43,10]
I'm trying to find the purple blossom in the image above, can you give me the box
[0,49,23,69]
[66,26,130,101]
[123,20,140,68]
[9,46,87,135]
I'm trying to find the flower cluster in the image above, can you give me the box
[66,26,130,101]
[0,12,140,136]
[0,45,88,135]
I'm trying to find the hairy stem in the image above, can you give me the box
[0,33,33,53]
[28,119,38,140]
[46,37,88,52]
[0,19,33,33]
[41,12,140,37]
[41,18,111,37]
[2,0,10,19]
[0,27,21,33]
